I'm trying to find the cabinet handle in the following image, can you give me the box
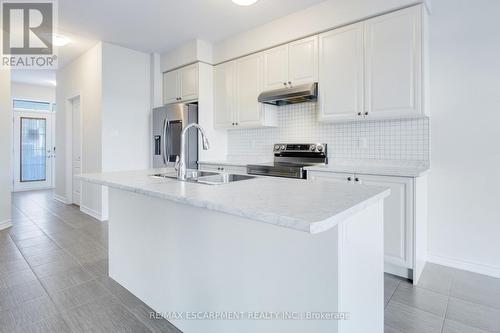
[288,81,292,85]
[364,112,368,116]
[235,122,238,126]
[357,112,362,116]
[347,177,352,182]
[283,82,287,86]
[355,178,359,182]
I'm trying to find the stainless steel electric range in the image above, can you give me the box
[247,143,327,179]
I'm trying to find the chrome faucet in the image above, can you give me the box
[176,123,210,180]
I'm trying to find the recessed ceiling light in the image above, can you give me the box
[53,34,71,47]
[232,0,259,6]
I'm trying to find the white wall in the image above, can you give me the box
[213,0,427,63]
[56,43,103,216]
[56,42,151,220]
[160,39,213,72]
[11,82,55,103]
[101,42,151,172]
[427,0,500,276]
[0,69,11,229]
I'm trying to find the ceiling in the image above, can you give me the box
[11,31,97,86]
[12,0,325,86]
[58,0,326,53]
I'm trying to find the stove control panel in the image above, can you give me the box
[273,143,326,154]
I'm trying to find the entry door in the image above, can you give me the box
[13,112,54,191]
[71,97,82,205]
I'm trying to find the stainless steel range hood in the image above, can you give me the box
[258,82,318,106]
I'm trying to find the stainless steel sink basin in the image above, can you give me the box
[151,170,218,180]
[197,173,254,185]
[150,170,255,185]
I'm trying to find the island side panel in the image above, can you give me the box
[108,188,341,333]
[338,200,384,333]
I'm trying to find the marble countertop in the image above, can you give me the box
[305,159,430,177]
[78,168,390,234]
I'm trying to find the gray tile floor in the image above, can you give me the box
[2,190,499,333]
[1,190,180,333]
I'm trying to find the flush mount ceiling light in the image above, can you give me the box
[53,34,71,47]
[232,0,259,6]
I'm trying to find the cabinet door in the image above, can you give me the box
[235,53,264,127]
[214,61,236,128]
[318,23,364,122]
[308,171,354,184]
[178,63,198,101]
[288,36,318,86]
[263,44,289,91]
[358,175,413,269]
[163,70,178,104]
[365,6,422,118]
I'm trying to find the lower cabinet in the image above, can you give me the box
[198,163,248,175]
[308,171,417,280]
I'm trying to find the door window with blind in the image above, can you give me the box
[20,117,47,182]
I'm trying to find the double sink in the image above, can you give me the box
[151,170,255,185]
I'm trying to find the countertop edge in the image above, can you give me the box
[77,174,390,234]
[304,166,430,178]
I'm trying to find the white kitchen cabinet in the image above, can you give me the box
[163,63,199,104]
[288,36,319,86]
[318,5,426,122]
[178,64,198,101]
[236,53,265,127]
[364,5,422,119]
[308,171,415,279]
[262,36,318,91]
[263,44,289,91]
[214,54,277,129]
[163,70,178,104]
[318,23,364,122]
[198,163,247,175]
[214,61,236,128]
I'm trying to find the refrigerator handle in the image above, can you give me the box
[162,118,168,164]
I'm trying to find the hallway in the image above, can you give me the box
[1,190,179,332]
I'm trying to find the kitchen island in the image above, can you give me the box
[79,169,390,333]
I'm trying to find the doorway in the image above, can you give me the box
[13,109,55,192]
[70,96,82,206]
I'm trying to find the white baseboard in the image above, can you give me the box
[53,194,69,205]
[0,219,12,230]
[427,253,500,279]
[80,205,105,222]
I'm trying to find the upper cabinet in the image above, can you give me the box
[288,36,319,86]
[214,61,236,128]
[214,54,277,129]
[364,6,422,119]
[163,63,199,104]
[263,36,318,91]
[319,5,426,122]
[318,23,364,122]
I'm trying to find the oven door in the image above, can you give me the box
[246,165,306,179]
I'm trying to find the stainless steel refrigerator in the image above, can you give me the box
[152,103,198,169]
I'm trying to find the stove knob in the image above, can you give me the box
[274,144,280,150]
[280,145,286,150]
[310,145,316,151]
[317,145,324,152]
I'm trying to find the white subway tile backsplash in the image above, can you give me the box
[227,102,429,161]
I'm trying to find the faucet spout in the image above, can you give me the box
[177,123,210,180]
